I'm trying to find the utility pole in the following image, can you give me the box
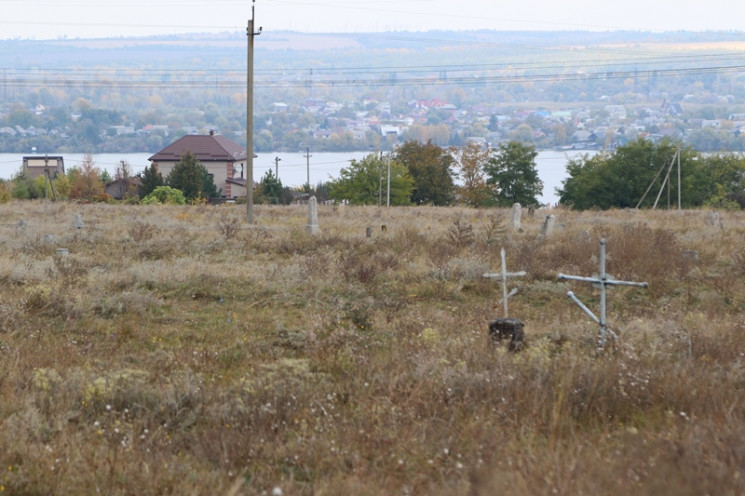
[386,151,391,207]
[274,156,281,178]
[677,147,681,210]
[245,0,262,224]
[378,152,382,207]
[44,154,49,201]
[304,147,312,187]
[43,154,57,202]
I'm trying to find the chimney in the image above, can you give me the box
[209,129,214,136]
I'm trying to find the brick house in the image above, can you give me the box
[148,131,248,198]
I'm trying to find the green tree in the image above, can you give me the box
[558,139,702,210]
[484,141,543,207]
[698,153,745,209]
[11,169,33,199]
[53,174,72,200]
[138,163,164,198]
[395,140,455,205]
[257,169,285,204]
[166,151,219,201]
[99,170,112,184]
[557,153,608,209]
[329,153,413,206]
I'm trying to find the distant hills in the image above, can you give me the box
[2,29,745,68]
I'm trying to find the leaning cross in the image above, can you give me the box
[558,238,648,345]
[483,248,527,318]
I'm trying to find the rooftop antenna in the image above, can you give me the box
[245,0,262,223]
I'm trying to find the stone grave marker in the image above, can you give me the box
[306,196,320,235]
[510,203,522,231]
[72,214,85,229]
[705,211,723,229]
[541,215,556,236]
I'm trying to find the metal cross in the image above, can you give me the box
[558,238,648,345]
[483,248,527,318]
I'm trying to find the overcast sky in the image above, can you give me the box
[2,0,745,40]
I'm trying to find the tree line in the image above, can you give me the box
[2,138,744,210]
[558,138,745,210]
[322,140,544,208]
[2,151,219,205]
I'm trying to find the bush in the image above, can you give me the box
[142,186,187,205]
[0,180,11,203]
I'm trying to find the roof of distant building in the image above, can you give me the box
[149,132,247,163]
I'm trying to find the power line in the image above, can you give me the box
[3,45,742,81]
[3,63,744,90]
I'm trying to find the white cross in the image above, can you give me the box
[483,248,527,318]
[558,238,648,345]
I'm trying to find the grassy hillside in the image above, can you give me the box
[0,202,743,494]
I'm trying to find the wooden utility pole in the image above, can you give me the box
[304,147,312,187]
[677,148,681,209]
[245,0,261,223]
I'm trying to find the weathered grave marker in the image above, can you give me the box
[558,238,648,345]
[705,211,723,229]
[72,214,85,229]
[306,196,320,235]
[510,203,522,231]
[483,247,527,318]
[541,215,556,236]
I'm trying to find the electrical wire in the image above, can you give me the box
[3,62,744,90]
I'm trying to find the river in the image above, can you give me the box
[0,149,597,206]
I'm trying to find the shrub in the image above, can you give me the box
[0,180,11,203]
[142,186,186,205]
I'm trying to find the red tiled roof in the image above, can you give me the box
[148,134,247,163]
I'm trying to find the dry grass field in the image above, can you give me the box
[0,201,743,495]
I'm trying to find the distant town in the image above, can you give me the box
[1,30,744,154]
